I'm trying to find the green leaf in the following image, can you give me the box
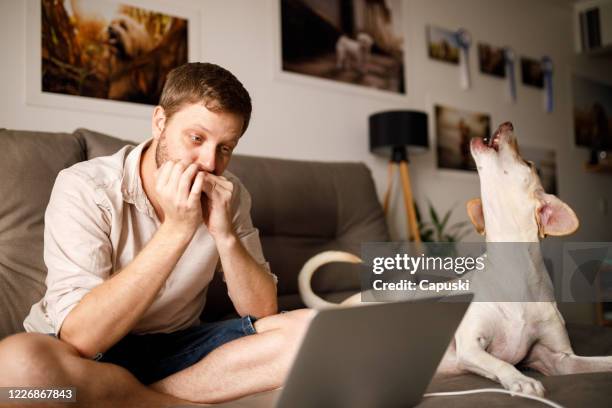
[414,201,474,243]
[439,209,452,232]
[428,201,440,226]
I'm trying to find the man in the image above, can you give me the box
[0,62,314,407]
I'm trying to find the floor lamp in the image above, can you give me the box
[369,111,429,242]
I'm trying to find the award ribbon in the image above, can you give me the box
[455,28,472,90]
[541,56,553,113]
[503,47,516,103]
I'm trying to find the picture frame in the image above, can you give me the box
[434,103,491,172]
[478,43,506,78]
[25,0,201,118]
[426,25,460,65]
[571,74,612,150]
[520,56,544,88]
[272,0,409,102]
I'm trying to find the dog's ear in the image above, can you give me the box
[535,192,579,238]
[466,198,485,235]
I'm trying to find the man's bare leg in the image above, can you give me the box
[150,309,316,404]
[0,332,191,408]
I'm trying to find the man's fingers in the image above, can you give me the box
[168,161,188,192]
[208,174,233,190]
[188,172,205,205]
[201,177,214,195]
[201,173,233,194]
[178,163,199,196]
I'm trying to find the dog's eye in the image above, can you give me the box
[120,21,128,31]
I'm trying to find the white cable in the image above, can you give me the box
[423,387,565,408]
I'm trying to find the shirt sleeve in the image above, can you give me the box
[43,169,113,336]
[217,175,277,284]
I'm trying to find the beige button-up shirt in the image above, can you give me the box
[24,140,274,335]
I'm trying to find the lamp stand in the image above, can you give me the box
[382,147,421,243]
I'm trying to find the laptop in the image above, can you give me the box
[182,294,472,408]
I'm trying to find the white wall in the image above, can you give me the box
[1,0,611,321]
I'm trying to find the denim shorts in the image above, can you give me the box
[84,316,257,385]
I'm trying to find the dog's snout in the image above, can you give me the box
[498,121,514,133]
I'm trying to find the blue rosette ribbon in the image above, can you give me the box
[541,56,553,113]
[455,28,472,90]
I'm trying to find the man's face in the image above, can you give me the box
[152,102,243,176]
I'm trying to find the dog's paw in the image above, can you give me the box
[502,374,545,397]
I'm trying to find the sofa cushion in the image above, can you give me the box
[73,128,135,159]
[0,129,85,339]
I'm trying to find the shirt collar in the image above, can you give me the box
[121,138,157,219]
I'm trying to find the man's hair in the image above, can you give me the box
[159,62,252,135]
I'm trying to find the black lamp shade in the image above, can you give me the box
[369,111,429,158]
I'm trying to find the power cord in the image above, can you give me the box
[423,388,564,408]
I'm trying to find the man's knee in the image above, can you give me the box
[258,307,315,330]
[276,309,316,346]
[0,333,74,386]
[285,308,316,331]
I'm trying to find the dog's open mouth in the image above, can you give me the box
[482,131,501,152]
[471,122,515,155]
[482,121,514,152]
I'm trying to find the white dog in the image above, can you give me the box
[336,32,374,74]
[299,122,612,397]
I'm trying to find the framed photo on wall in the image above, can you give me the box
[572,75,612,150]
[520,57,544,88]
[26,0,201,117]
[279,0,406,95]
[478,43,506,78]
[426,25,459,65]
[435,104,491,172]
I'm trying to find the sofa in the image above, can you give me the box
[1,128,611,407]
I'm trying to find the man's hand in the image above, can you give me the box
[155,160,205,235]
[201,173,235,240]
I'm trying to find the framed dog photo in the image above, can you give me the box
[478,43,505,78]
[279,0,406,95]
[26,0,201,117]
[435,104,491,172]
[426,25,460,64]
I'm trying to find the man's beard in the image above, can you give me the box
[155,130,169,168]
